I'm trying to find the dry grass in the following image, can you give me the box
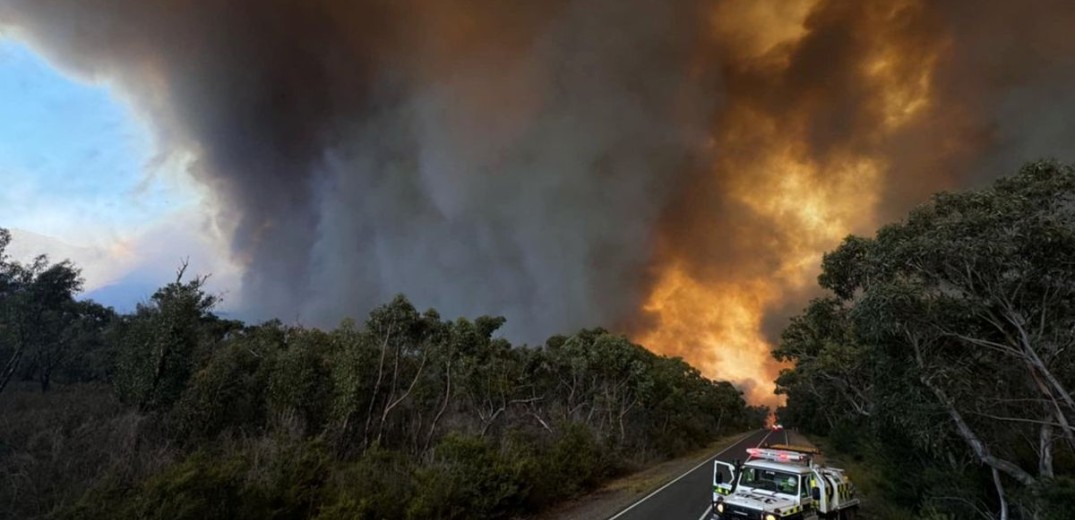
[0,383,177,520]
[528,431,754,520]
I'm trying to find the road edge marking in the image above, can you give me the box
[696,428,775,520]
[748,428,775,461]
[697,504,714,520]
[607,429,761,520]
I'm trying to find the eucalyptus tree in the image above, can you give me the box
[778,161,1075,518]
[113,261,224,411]
[0,228,84,395]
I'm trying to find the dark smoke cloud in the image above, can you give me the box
[659,0,1075,307]
[631,0,1075,403]
[3,0,1075,385]
[1,0,716,341]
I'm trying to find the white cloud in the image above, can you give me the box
[5,208,239,313]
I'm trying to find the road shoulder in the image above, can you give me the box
[527,431,755,520]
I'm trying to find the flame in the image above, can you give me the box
[636,0,939,407]
[640,267,777,405]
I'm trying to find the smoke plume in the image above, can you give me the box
[3,0,1075,404]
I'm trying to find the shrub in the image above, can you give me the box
[407,434,525,519]
[267,330,333,436]
[123,450,249,520]
[316,445,417,520]
[170,343,268,440]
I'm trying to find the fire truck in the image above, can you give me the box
[711,445,859,520]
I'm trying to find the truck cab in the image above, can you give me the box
[711,445,859,520]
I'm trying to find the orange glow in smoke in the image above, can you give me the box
[637,0,938,407]
[640,268,778,405]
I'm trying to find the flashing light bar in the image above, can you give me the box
[746,447,809,462]
[766,444,821,455]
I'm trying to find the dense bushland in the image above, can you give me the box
[0,236,764,519]
[775,161,1075,519]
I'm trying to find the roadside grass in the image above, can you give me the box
[611,431,753,494]
[531,430,757,520]
[805,434,917,520]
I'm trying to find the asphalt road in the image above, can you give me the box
[608,428,789,520]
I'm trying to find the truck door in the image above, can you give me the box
[809,470,830,514]
[801,475,819,519]
[713,460,736,498]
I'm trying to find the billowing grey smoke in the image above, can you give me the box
[0,0,715,340]
[301,1,718,336]
[4,0,1075,361]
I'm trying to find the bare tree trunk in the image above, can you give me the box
[909,332,1036,487]
[424,359,452,453]
[376,353,426,445]
[1026,363,1075,448]
[480,406,505,438]
[992,467,1008,520]
[0,345,23,395]
[142,337,172,411]
[363,324,394,447]
[1007,309,1075,413]
[528,407,553,433]
[617,395,638,442]
[1039,421,1054,478]
[1028,349,1075,413]
[920,373,1034,486]
[37,339,63,393]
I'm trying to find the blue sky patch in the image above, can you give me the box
[0,38,192,245]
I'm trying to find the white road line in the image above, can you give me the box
[760,429,774,447]
[697,428,775,520]
[744,428,774,462]
[696,502,713,520]
[697,504,713,520]
[608,430,759,520]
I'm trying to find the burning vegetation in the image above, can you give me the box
[3,0,1075,406]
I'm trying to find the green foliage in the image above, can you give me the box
[328,296,448,452]
[112,269,223,411]
[0,234,87,394]
[267,326,333,435]
[1027,476,1075,520]
[408,433,526,519]
[65,438,329,520]
[240,438,330,519]
[540,422,613,496]
[123,450,249,520]
[827,420,861,456]
[0,382,136,520]
[778,161,1075,517]
[171,341,269,440]
[2,230,759,518]
[315,445,416,520]
[53,300,118,384]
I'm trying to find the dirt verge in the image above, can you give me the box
[527,431,756,520]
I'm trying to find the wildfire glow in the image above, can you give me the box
[636,0,937,408]
[639,268,777,405]
[4,0,978,410]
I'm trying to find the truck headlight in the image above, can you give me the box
[716,503,724,513]
[765,514,777,520]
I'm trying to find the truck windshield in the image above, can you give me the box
[739,467,799,495]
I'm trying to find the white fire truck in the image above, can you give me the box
[711,445,859,520]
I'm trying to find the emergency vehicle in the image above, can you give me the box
[711,444,859,520]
